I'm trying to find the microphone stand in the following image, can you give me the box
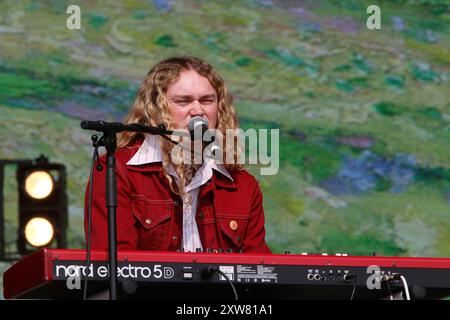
[104,129,118,300]
[81,121,185,300]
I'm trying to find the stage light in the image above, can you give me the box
[15,155,68,255]
[24,217,54,247]
[24,171,54,199]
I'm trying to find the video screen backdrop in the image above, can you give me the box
[0,0,449,263]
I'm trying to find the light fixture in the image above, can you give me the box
[0,155,67,259]
[16,155,68,255]
[24,217,54,247]
[24,171,54,199]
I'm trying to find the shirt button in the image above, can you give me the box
[145,218,152,225]
[229,220,238,231]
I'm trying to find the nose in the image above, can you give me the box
[189,100,204,116]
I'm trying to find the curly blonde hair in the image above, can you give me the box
[117,56,243,195]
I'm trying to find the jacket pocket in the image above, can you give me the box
[131,197,173,250]
[216,213,249,249]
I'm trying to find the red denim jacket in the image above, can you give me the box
[84,138,271,253]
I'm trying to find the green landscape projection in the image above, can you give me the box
[0,1,449,295]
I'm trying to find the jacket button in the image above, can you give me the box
[145,218,152,225]
[198,211,204,219]
[174,200,180,207]
[172,236,178,241]
[229,220,238,231]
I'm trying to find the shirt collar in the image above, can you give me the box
[126,134,233,181]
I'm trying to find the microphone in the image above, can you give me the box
[188,116,209,140]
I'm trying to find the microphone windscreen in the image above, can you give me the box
[188,116,208,131]
[188,116,209,139]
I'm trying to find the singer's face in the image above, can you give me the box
[166,70,218,130]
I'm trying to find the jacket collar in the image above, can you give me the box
[213,173,237,189]
[125,134,234,183]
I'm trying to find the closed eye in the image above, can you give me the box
[174,100,191,105]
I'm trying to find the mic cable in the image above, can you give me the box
[202,266,239,301]
[83,136,103,300]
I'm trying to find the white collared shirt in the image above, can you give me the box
[127,134,233,252]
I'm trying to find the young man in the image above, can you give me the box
[85,56,271,253]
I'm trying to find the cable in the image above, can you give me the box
[203,266,239,301]
[381,273,410,300]
[83,139,102,300]
[215,269,239,301]
[400,275,411,300]
[349,275,357,300]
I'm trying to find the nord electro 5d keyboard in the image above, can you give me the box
[3,249,450,300]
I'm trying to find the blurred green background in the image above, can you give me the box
[0,0,449,298]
